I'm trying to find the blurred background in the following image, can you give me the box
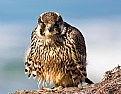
[0,0,121,93]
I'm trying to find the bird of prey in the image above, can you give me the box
[24,12,93,88]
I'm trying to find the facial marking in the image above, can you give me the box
[36,25,41,32]
[37,12,64,37]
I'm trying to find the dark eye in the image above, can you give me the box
[54,22,59,28]
[41,22,45,28]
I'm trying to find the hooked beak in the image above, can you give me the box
[47,24,54,32]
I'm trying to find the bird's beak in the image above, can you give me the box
[47,24,54,32]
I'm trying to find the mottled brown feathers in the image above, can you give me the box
[25,12,93,87]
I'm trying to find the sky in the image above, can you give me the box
[1,0,121,22]
[0,0,121,93]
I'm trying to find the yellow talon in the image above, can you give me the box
[53,86,63,91]
[79,86,84,90]
[40,86,63,91]
[41,87,53,91]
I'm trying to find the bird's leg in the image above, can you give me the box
[78,78,94,90]
[79,85,84,90]
[78,82,84,90]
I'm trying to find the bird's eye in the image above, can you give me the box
[41,22,45,27]
[54,22,59,28]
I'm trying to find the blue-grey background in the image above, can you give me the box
[0,0,121,93]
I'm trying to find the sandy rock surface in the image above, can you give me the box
[15,65,121,94]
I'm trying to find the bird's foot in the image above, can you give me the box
[79,86,85,90]
[40,87,53,91]
[40,86,63,91]
[52,86,63,91]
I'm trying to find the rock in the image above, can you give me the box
[14,65,121,94]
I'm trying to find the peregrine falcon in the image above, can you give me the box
[25,12,93,88]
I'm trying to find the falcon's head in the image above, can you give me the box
[36,12,64,38]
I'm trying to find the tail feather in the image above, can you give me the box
[85,78,94,84]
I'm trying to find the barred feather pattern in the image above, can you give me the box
[25,22,87,87]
